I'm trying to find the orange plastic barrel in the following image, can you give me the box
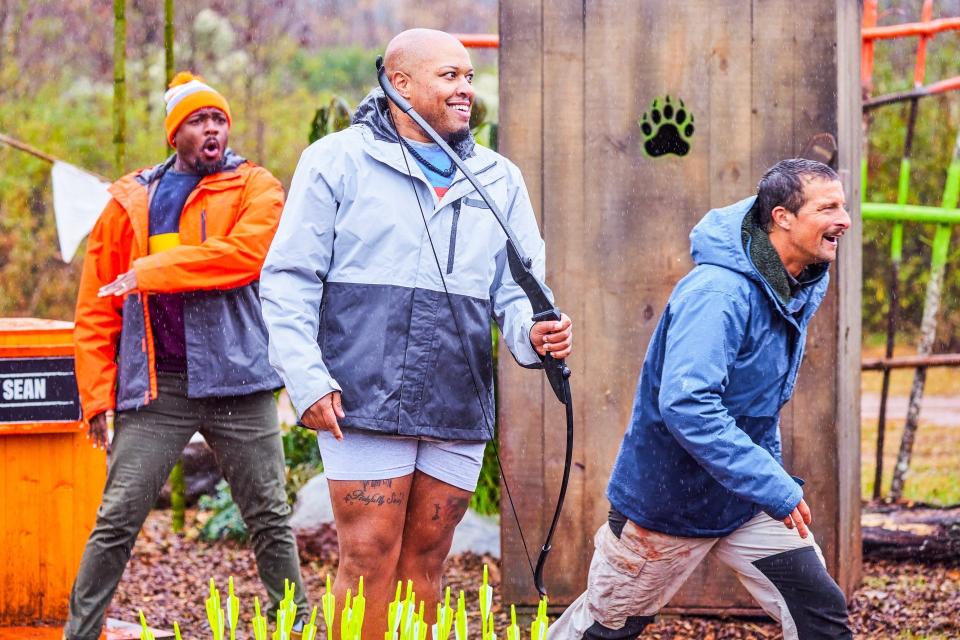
[0,318,105,630]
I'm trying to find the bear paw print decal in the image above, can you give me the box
[638,96,695,158]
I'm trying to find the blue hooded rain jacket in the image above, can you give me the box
[607,196,830,537]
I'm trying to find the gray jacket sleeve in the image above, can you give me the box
[260,142,342,417]
[490,161,552,367]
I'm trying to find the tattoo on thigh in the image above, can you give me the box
[441,495,470,526]
[344,485,405,507]
[432,503,441,521]
[361,479,393,491]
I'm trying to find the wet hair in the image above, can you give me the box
[756,159,839,231]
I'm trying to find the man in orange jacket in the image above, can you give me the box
[65,73,308,640]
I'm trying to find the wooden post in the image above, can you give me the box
[164,0,174,85]
[499,0,862,612]
[113,0,127,174]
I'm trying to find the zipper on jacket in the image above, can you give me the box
[201,209,207,242]
[446,200,461,274]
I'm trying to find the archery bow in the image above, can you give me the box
[375,56,574,597]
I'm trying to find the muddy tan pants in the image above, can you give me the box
[549,513,851,640]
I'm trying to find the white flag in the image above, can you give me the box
[51,161,111,263]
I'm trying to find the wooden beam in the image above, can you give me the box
[862,353,960,370]
[0,132,110,181]
[835,0,865,597]
[0,132,57,164]
[498,0,548,605]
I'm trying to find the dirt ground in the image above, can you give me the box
[109,510,960,640]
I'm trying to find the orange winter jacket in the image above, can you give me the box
[74,151,284,421]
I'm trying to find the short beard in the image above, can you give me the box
[446,127,471,148]
[194,156,225,176]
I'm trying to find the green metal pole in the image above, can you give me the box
[943,153,960,210]
[889,134,960,500]
[861,157,868,202]
[861,202,960,225]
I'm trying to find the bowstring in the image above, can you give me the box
[390,113,538,581]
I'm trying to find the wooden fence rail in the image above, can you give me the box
[862,353,960,371]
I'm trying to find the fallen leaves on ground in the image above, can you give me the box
[110,510,959,639]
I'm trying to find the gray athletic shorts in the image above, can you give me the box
[316,427,487,492]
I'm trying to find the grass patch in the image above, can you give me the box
[862,418,960,505]
[470,441,501,516]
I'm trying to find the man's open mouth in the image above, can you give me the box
[448,102,471,115]
[823,234,840,246]
[202,138,221,159]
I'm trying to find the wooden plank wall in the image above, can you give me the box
[499,0,862,611]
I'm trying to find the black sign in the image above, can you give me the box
[0,357,81,423]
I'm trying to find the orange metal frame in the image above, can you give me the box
[862,0,960,104]
[454,33,499,49]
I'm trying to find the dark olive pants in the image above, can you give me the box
[64,374,307,640]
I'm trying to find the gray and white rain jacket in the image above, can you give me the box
[260,90,551,441]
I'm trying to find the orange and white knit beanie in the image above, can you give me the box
[163,71,232,145]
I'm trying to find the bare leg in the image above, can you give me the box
[395,471,472,624]
[327,475,413,640]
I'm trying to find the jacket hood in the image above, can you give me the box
[352,88,476,160]
[690,196,828,309]
[135,148,247,186]
[690,196,762,277]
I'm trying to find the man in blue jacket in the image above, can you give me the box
[549,159,852,640]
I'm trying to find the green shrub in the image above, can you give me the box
[195,426,324,543]
[197,480,248,542]
[470,327,502,517]
[282,425,324,504]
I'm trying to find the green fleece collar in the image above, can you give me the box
[741,205,796,305]
[741,207,829,305]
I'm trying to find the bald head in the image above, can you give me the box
[384,29,468,76]
[382,29,475,143]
